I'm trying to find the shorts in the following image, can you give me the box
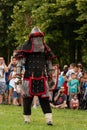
[0,81,6,94]
[13,91,20,98]
[8,84,13,89]
[5,84,9,91]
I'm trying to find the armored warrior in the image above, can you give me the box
[15,27,56,125]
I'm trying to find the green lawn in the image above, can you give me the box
[0,105,87,130]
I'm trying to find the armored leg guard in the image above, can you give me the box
[45,113,53,126]
[24,115,30,124]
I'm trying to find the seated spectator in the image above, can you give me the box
[52,73,65,102]
[70,94,79,110]
[50,86,67,109]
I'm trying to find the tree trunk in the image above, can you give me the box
[69,42,75,63]
[77,43,82,63]
[7,47,11,65]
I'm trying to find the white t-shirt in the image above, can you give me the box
[0,64,5,82]
[13,84,21,93]
[71,98,79,104]
[66,69,83,80]
[77,72,83,79]
[66,69,75,80]
[9,71,16,88]
[13,78,21,93]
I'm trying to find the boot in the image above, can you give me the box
[24,115,30,124]
[45,113,53,126]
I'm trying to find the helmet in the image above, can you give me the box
[31,26,41,34]
[29,27,44,38]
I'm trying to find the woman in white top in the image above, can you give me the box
[0,57,8,104]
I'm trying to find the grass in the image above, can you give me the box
[0,105,87,130]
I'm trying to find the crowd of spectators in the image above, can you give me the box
[49,62,87,110]
[0,50,24,106]
[0,52,87,111]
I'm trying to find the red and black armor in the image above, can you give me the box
[16,27,56,97]
[15,27,56,125]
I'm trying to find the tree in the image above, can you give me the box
[76,0,87,43]
[75,0,87,64]
[10,0,44,46]
[32,0,81,64]
[0,0,18,63]
[9,0,87,66]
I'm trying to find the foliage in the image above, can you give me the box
[31,0,82,64]
[0,0,87,66]
[75,0,87,43]
[10,0,44,46]
[0,0,18,63]
[75,0,87,65]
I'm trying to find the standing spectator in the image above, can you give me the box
[77,65,83,80]
[7,57,18,104]
[67,72,80,104]
[80,72,87,109]
[32,96,39,108]
[0,57,8,104]
[52,70,65,102]
[66,63,83,81]
[61,65,68,76]
[66,63,78,81]
[8,57,18,72]
[13,78,22,106]
[61,67,68,95]
[8,66,17,104]
[11,50,17,59]
[76,65,83,104]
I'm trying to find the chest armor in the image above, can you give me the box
[24,52,46,78]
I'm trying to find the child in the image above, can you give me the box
[8,66,17,104]
[13,79,22,106]
[67,72,80,101]
[70,94,79,109]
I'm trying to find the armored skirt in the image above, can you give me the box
[22,52,50,98]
